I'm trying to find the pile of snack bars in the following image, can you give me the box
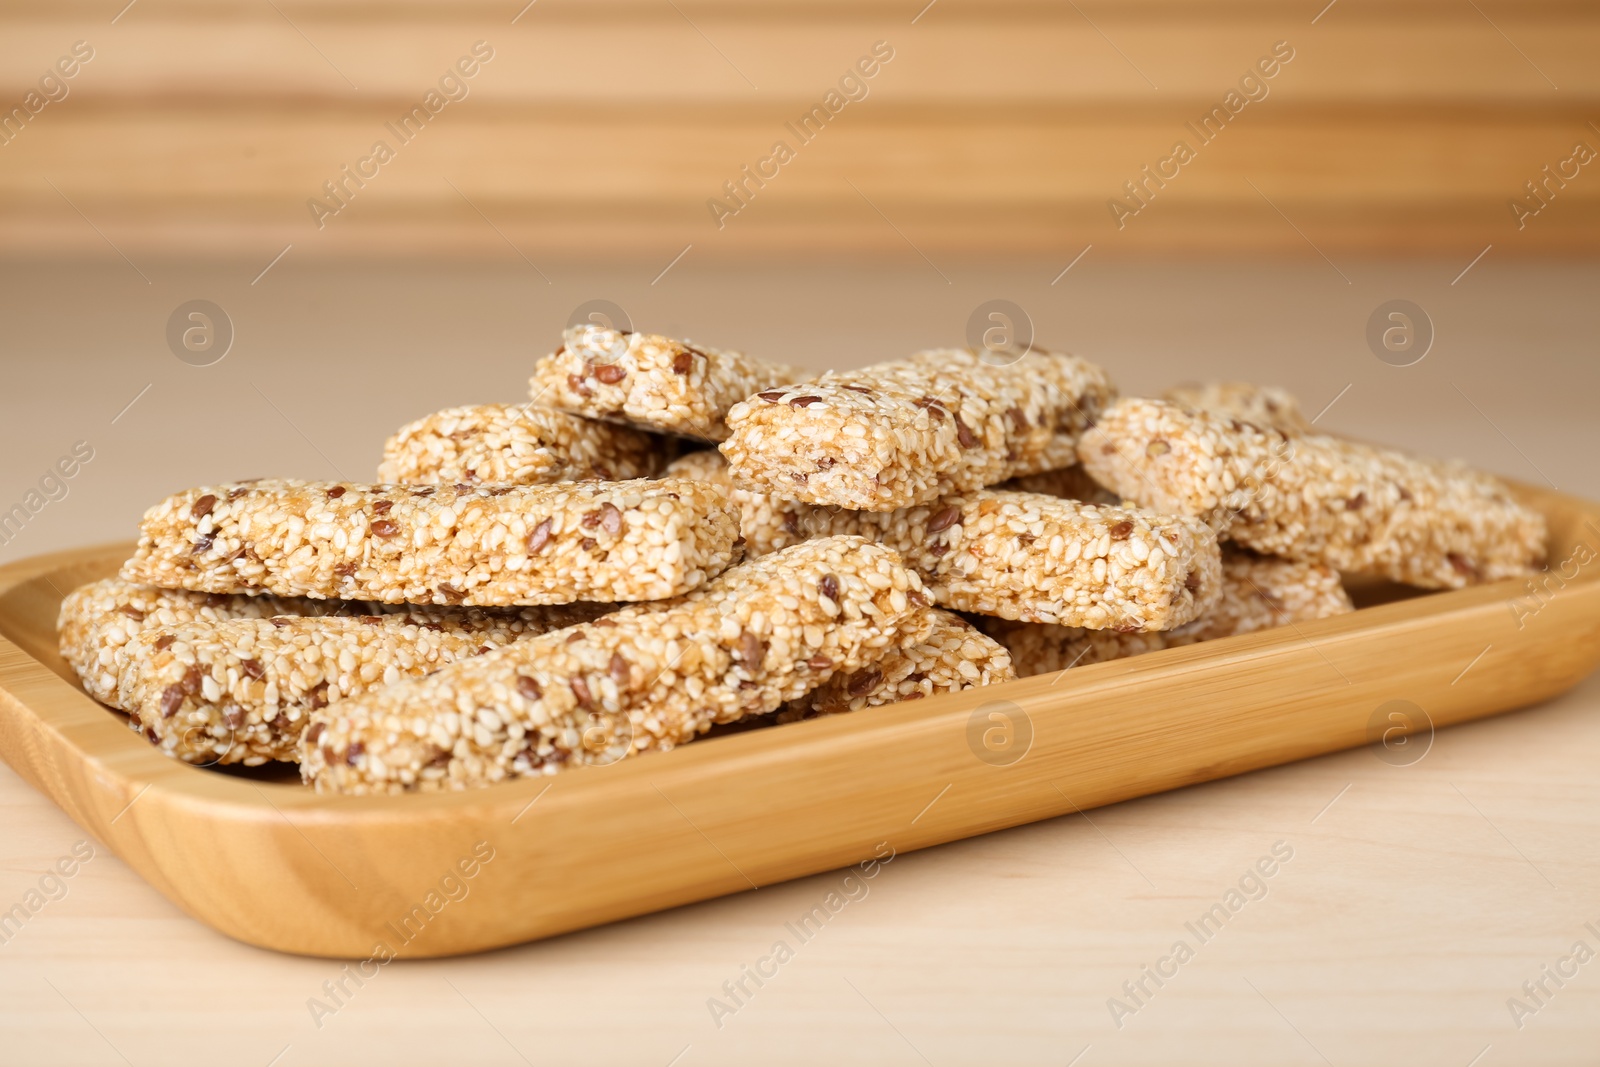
[58,326,1547,794]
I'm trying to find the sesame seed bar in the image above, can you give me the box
[713,487,1221,631]
[978,624,1165,677]
[119,606,604,766]
[778,608,1015,720]
[985,551,1354,676]
[301,535,933,794]
[120,477,742,606]
[1178,550,1354,643]
[1163,382,1312,435]
[58,578,336,707]
[377,403,666,485]
[529,325,803,442]
[1077,398,1546,588]
[720,346,1116,512]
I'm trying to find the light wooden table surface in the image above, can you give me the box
[0,259,1596,1065]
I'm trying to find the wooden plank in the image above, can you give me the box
[0,17,1594,101]
[1,1,1593,256]
[2,105,1595,256]
[1,0,1593,17]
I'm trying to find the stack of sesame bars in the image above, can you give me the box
[58,324,1545,794]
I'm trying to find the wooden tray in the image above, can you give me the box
[2,482,1598,960]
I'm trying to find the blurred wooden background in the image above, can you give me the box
[0,0,1596,261]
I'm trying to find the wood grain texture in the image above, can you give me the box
[0,482,1595,959]
[0,0,1594,256]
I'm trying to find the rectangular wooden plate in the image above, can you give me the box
[2,481,1598,960]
